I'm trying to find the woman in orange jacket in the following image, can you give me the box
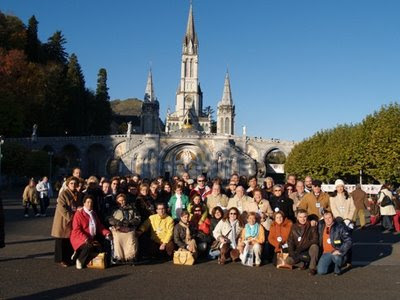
[268,211,293,265]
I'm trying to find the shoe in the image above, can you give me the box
[76,259,82,269]
[35,213,40,217]
[334,271,342,276]
[382,229,391,234]
[308,269,317,276]
[59,262,69,268]
[24,214,29,218]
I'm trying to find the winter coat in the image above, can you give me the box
[298,192,330,220]
[227,195,253,213]
[70,209,110,250]
[378,189,396,216]
[51,189,77,238]
[318,220,352,256]
[36,181,53,198]
[351,188,368,210]
[269,195,295,222]
[330,194,356,220]
[212,219,243,243]
[287,222,318,258]
[206,194,229,212]
[22,185,38,205]
[173,222,193,249]
[268,218,293,253]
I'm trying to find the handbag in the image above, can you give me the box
[173,249,195,266]
[380,194,393,207]
[276,251,292,270]
[87,252,107,269]
[241,242,254,267]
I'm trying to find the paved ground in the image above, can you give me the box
[1,196,400,299]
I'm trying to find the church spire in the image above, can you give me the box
[183,1,198,54]
[221,71,233,105]
[144,68,155,102]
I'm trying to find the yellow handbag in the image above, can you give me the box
[87,252,107,269]
[173,249,195,266]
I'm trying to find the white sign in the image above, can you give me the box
[321,184,382,195]
[267,164,285,174]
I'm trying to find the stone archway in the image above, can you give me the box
[264,148,286,182]
[87,143,107,177]
[60,144,81,175]
[161,143,210,179]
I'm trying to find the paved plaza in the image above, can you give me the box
[0,196,399,299]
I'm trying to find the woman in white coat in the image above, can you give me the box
[330,179,355,227]
[378,184,396,232]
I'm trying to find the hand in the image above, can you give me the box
[332,250,341,256]
[367,207,371,211]
[159,243,166,250]
[219,237,226,243]
[310,220,317,227]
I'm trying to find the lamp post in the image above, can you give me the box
[48,151,54,182]
[359,169,363,185]
[0,136,4,188]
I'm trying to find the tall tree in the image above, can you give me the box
[44,31,67,65]
[91,68,112,134]
[25,15,41,62]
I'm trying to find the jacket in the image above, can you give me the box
[318,220,352,256]
[268,218,293,252]
[139,214,174,244]
[173,222,192,249]
[269,195,295,222]
[212,219,243,242]
[240,223,265,244]
[288,222,318,257]
[36,181,53,198]
[227,195,253,213]
[187,202,208,222]
[22,185,38,205]
[108,204,141,230]
[51,189,77,238]
[298,192,330,220]
[168,194,190,220]
[351,188,368,210]
[378,189,396,216]
[330,194,355,220]
[70,209,110,250]
[206,193,229,212]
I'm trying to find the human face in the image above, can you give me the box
[29,180,35,187]
[156,205,166,217]
[67,180,77,192]
[150,183,158,193]
[193,196,201,205]
[43,177,48,183]
[253,191,262,202]
[102,182,110,194]
[305,176,312,188]
[132,176,139,183]
[336,185,344,194]
[117,196,126,207]
[229,182,236,192]
[84,198,93,211]
[287,175,296,185]
[296,181,305,193]
[182,172,189,181]
[175,187,182,196]
[229,209,238,221]
[181,214,189,224]
[312,185,321,195]
[324,213,334,227]
[236,186,244,197]
[194,208,202,216]
[249,178,257,188]
[197,177,205,187]
[266,179,273,189]
[273,187,282,197]
[231,175,239,184]
[72,168,81,178]
[297,213,307,225]
[164,184,171,193]
[247,215,256,225]
[214,210,222,219]
[140,186,148,196]
[111,180,119,192]
[212,184,221,195]
[275,213,283,225]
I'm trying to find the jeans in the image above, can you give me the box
[317,253,343,275]
[382,215,393,230]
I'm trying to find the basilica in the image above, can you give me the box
[8,4,295,181]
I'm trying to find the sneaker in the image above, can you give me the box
[24,214,29,218]
[76,259,83,270]
[35,213,40,217]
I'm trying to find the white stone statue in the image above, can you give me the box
[182,150,192,170]
[231,156,238,173]
[127,121,132,138]
[242,125,247,136]
[32,124,38,142]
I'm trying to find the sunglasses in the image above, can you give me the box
[197,180,205,182]
[229,212,237,215]
[274,189,282,192]
[194,210,202,212]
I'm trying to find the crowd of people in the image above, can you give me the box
[22,168,400,274]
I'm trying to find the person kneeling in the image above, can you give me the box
[317,210,352,276]
[108,194,141,264]
[174,210,197,259]
[70,195,112,269]
[287,209,319,275]
[137,202,175,260]
[238,212,265,266]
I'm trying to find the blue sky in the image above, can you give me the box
[2,0,400,141]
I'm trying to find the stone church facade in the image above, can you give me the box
[6,4,295,181]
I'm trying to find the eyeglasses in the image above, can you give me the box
[194,210,202,212]
[229,212,237,215]
[197,180,204,182]
[274,189,282,192]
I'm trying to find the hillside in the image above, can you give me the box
[111,98,143,116]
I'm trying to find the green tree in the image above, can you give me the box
[25,15,41,62]
[43,31,67,65]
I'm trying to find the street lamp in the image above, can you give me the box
[48,151,54,182]
[0,136,4,188]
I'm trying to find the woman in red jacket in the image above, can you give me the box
[70,195,112,269]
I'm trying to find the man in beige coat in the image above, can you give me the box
[227,186,253,213]
[206,183,229,213]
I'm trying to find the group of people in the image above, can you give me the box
[45,167,399,275]
[22,176,53,217]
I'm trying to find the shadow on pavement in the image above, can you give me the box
[9,274,128,300]
[0,251,54,262]
[6,237,54,245]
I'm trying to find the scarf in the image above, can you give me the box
[84,207,96,237]
[229,220,238,248]
[175,194,183,217]
[245,223,259,239]
[179,221,191,243]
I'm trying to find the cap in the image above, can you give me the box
[334,179,345,187]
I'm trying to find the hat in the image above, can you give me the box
[312,180,322,187]
[334,179,345,187]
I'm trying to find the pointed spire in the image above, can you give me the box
[221,71,233,105]
[183,1,198,53]
[144,68,155,102]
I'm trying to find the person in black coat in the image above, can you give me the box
[268,184,295,222]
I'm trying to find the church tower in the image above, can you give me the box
[166,3,211,133]
[141,69,160,134]
[217,71,235,135]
